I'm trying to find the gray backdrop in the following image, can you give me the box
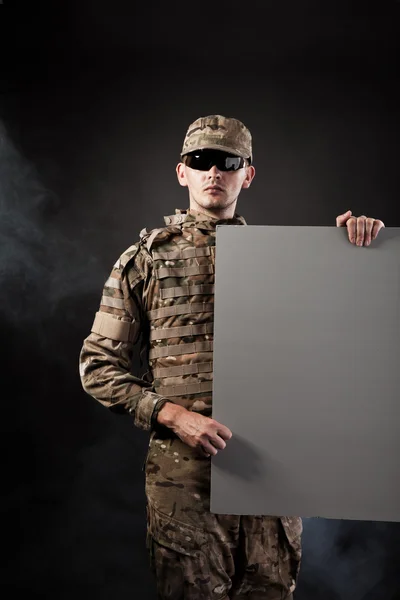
[211,226,400,522]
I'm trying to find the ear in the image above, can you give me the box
[241,165,256,189]
[176,162,188,187]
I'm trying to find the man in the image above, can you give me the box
[79,115,385,600]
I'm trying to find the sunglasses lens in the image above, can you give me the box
[184,150,245,171]
[224,156,244,171]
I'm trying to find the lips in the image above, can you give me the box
[205,185,224,192]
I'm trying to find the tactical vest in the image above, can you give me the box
[138,209,245,414]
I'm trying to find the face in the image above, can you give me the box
[176,150,256,218]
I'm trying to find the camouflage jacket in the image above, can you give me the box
[79,207,247,432]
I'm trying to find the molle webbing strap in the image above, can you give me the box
[149,340,213,359]
[153,247,212,260]
[160,284,215,299]
[147,302,214,320]
[153,362,213,378]
[91,311,138,342]
[100,295,125,310]
[104,276,121,289]
[156,381,213,397]
[150,322,213,341]
[155,264,214,279]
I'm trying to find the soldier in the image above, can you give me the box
[79,115,385,599]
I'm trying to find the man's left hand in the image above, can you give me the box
[336,210,385,246]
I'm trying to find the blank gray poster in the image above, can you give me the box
[210,226,400,522]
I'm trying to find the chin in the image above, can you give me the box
[200,197,227,208]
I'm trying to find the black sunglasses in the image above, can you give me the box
[183,149,247,172]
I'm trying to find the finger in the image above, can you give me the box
[336,210,352,227]
[356,216,366,245]
[209,435,227,451]
[200,447,211,458]
[346,216,357,243]
[201,440,219,456]
[364,217,375,246]
[199,447,211,458]
[214,423,233,440]
[372,219,385,239]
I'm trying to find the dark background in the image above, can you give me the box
[1,1,399,598]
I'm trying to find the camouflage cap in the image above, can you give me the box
[180,115,253,163]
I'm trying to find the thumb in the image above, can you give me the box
[336,209,352,227]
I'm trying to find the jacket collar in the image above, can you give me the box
[163,208,247,230]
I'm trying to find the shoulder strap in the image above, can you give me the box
[114,244,140,270]
[138,225,183,253]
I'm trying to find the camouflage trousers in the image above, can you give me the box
[144,430,302,600]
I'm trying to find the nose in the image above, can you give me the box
[207,165,222,179]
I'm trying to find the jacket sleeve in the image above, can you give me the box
[79,243,170,431]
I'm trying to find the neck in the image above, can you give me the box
[189,198,238,221]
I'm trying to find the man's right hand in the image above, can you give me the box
[156,402,232,458]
